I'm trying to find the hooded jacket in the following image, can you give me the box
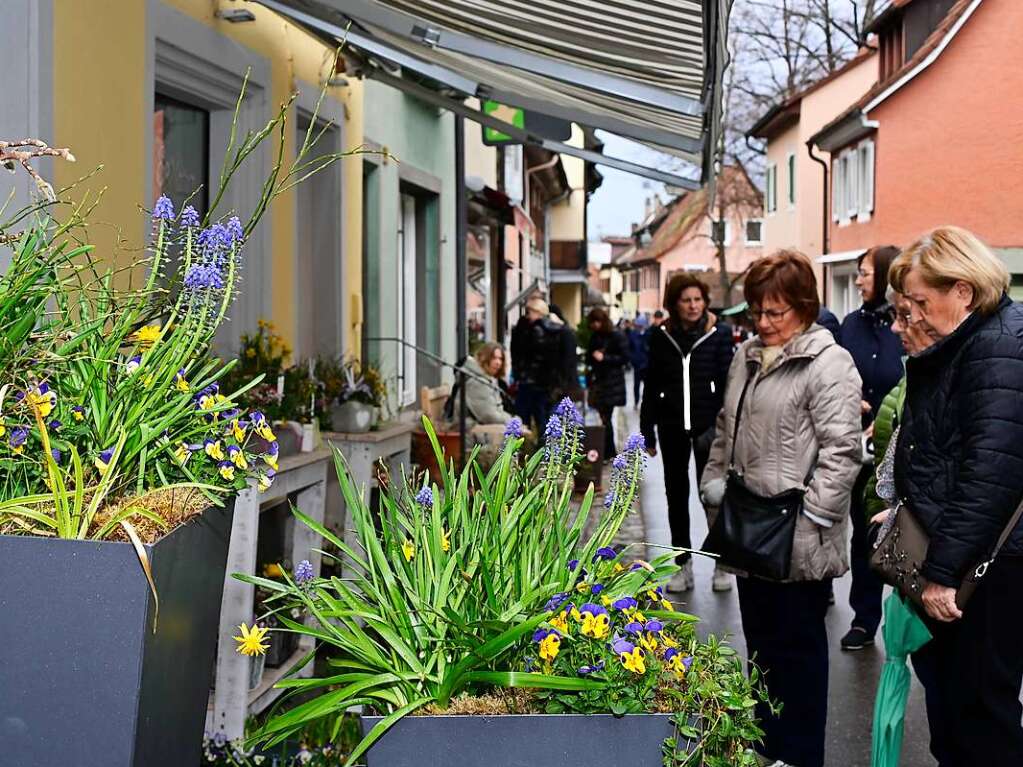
[894,295,1023,588]
[701,324,863,581]
[640,313,733,449]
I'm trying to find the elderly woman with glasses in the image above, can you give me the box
[700,249,862,767]
[887,226,1023,764]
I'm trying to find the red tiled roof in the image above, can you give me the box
[811,0,976,147]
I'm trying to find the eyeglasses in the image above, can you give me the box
[747,306,794,323]
[857,269,874,279]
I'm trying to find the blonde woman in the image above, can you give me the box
[888,226,1023,764]
[461,342,511,429]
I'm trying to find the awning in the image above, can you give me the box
[817,249,866,265]
[254,0,732,185]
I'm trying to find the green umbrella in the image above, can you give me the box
[871,592,933,767]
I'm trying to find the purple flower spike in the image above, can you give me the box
[625,433,646,452]
[181,205,200,228]
[554,397,583,425]
[504,416,524,440]
[295,559,314,584]
[152,195,175,221]
[226,216,244,244]
[51,448,62,464]
[415,486,434,509]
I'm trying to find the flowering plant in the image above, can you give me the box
[0,78,353,540]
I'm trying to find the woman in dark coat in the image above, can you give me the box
[585,307,627,459]
[837,245,904,651]
[888,226,1023,765]
[640,273,734,592]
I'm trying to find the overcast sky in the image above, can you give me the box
[587,131,681,241]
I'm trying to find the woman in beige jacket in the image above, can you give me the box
[700,250,862,767]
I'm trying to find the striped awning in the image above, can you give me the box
[256,0,731,180]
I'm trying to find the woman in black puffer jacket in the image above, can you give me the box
[640,273,734,592]
[585,307,628,459]
[888,226,1023,765]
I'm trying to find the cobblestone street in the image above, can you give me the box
[604,390,936,767]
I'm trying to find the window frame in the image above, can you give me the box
[745,218,764,246]
[766,163,777,214]
[786,151,796,208]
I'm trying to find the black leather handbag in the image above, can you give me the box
[703,369,806,580]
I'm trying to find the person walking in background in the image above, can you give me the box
[510,297,563,433]
[887,227,1023,765]
[700,250,862,767]
[838,245,904,651]
[627,314,650,408]
[585,307,628,459]
[641,273,734,592]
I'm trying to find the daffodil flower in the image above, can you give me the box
[441,527,451,553]
[129,324,161,349]
[233,623,269,657]
[401,539,415,562]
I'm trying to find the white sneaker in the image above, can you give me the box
[669,560,694,592]
[711,564,733,592]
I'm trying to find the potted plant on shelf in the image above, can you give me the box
[329,356,384,433]
[0,80,353,767]
[240,402,769,766]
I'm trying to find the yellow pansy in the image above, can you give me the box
[27,385,56,418]
[173,443,191,465]
[550,611,569,634]
[441,528,451,553]
[228,445,249,470]
[538,632,561,661]
[205,440,224,461]
[218,461,236,481]
[230,418,247,442]
[233,623,269,657]
[257,472,274,492]
[0,416,6,439]
[580,611,610,640]
[621,646,646,674]
[401,539,415,562]
[263,563,284,578]
[661,635,679,650]
[640,633,658,653]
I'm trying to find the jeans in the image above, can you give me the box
[633,368,645,406]
[657,425,711,564]
[848,466,884,634]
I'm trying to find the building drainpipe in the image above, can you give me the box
[807,141,830,304]
[455,115,468,464]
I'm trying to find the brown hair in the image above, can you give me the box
[662,272,710,326]
[586,307,613,334]
[859,245,900,306]
[744,249,820,326]
[474,342,506,377]
[889,226,1009,315]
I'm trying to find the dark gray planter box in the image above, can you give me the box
[360,712,686,766]
[0,500,235,767]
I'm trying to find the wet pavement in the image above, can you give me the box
[613,400,936,767]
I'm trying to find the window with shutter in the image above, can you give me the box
[745,219,763,246]
[787,153,796,207]
[832,156,844,223]
[859,140,875,219]
[845,152,859,220]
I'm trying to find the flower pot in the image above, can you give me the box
[0,500,235,767]
[264,626,298,668]
[248,651,266,690]
[331,400,374,433]
[359,713,684,766]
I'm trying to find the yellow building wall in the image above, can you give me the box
[549,124,586,241]
[51,0,364,357]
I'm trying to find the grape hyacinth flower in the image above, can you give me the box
[295,559,314,584]
[542,397,584,479]
[503,416,523,441]
[415,486,434,509]
[152,195,175,221]
[180,205,200,229]
[602,432,647,515]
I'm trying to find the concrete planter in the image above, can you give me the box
[0,500,235,767]
[331,400,374,433]
[360,712,683,766]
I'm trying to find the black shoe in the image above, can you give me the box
[840,626,875,651]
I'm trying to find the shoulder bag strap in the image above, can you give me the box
[728,363,756,471]
[980,496,1023,574]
